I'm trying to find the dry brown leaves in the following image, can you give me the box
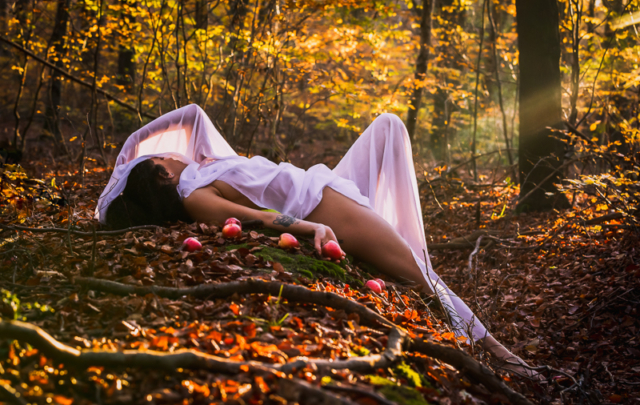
[0,161,518,405]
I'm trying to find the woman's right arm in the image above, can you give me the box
[183,186,343,256]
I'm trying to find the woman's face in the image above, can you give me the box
[150,157,187,185]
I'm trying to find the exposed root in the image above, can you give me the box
[277,379,359,405]
[68,277,533,404]
[0,382,28,405]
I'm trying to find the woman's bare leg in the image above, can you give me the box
[306,188,538,377]
[305,188,427,288]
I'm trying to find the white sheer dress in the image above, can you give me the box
[96,104,488,341]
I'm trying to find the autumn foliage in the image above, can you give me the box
[2,0,640,403]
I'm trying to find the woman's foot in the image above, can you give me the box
[481,336,541,380]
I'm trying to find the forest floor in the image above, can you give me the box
[0,146,639,405]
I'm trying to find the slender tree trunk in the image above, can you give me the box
[44,0,71,155]
[428,0,465,164]
[11,0,32,150]
[195,0,208,29]
[471,0,487,182]
[117,0,136,89]
[12,57,28,149]
[0,0,7,33]
[429,88,448,163]
[406,0,434,142]
[515,0,569,211]
[567,1,582,125]
[487,1,515,177]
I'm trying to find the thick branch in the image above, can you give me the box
[584,212,624,225]
[0,383,27,405]
[0,35,157,120]
[0,223,160,237]
[75,277,394,328]
[409,340,532,405]
[73,277,532,404]
[278,379,359,405]
[428,230,498,251]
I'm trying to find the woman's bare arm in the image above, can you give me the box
[183,186,342,255]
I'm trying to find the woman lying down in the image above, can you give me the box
[96,104,533,376]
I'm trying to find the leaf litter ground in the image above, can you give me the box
[0,158,638,404]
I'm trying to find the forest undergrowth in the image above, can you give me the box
[0,146,638,405]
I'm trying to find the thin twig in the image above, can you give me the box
[0,223,160,237]
[0,35,157,119]
[467,236,484,279]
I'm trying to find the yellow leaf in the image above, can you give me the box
[69,137,77,142]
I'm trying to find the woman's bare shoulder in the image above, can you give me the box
[183,185,222,210]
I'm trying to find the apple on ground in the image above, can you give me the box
[182,237,202,252]
[321,240,343,260]
[279,233,300,249]
[224,217,242,227]
[365,280,382,294]
[375,278,386,290]
[222,223,242,238]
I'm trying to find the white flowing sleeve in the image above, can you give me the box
[95,104,237,224]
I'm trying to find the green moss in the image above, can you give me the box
[366,376,395,386]
[352,346,370,356]
[395,362,430,388]
[367,376,431,405]
[254,247,352,281]
[222,243,251,251]
[378,385,430,405]
[222,236,363,284]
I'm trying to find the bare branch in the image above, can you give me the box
[0,35,157,120]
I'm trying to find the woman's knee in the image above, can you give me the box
[371,113,410,145]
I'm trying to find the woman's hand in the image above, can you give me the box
[313,224,345,259]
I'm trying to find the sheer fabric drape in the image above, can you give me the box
[334,114,487,340]
[96,105,488,340]
[96,104,239,224]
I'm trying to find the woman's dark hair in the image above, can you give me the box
[106,159,191,229]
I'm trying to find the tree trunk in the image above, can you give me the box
[117,0,136,88]
[406,0,434,142]
[429,88,448,163]
[195,0,208,29]
[44,0,71,154]
[428,0,465,164]
[0,0,7,32]
[515,0,569,211]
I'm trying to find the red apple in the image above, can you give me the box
[278,233,300,249]
[365,280,382,294]
[182,237,202,252]
[375,278,386,290]
[222,223,242,238]
[224,217,242,228]
[321,240,343,260]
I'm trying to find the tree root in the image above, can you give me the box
[0,223,160,237]
[323,383,397,405]
[69,277,533,404]
[278,379,359,405]
[0,383,28,405]
[74,277,395,328]
[409,340,531,405]
[429,230,499,251]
